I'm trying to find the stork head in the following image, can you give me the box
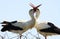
[29,3,41,12]
[29,3,41,19]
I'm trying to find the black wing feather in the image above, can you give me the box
[40,22,60,34]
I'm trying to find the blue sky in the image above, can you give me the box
[0,0,60,39]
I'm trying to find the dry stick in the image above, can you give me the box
[10,35,19,39]
[23,32,30,39]
[0,35,4,39]
[27,32,40,39]
[5,32,10,39]
[22,35,27,39]
[37,32,40,39]
[17,35,20,39]
[9,32,26,39]
[20,35,27,39]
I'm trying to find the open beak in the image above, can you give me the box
[29,3,42,12]
[33,4,41,12]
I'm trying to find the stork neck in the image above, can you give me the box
[30,13,36,21]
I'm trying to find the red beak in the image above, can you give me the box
[29,3,42,12]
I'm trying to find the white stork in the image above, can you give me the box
[0,3,41,39]
[34,22,60,39]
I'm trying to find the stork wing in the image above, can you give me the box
[12,22,26,28]
[40,22,60,34]
[11,21,17,23]
[47,22,58,28]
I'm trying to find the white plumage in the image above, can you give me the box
[1,8,40,39]
[34,22,60,39]
[1,3,41,39]
[1,9,39,32]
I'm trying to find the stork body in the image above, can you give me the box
[34,22,60,39]
[1,3,41,39]
[1,9,40,38]
[1,3,41,34]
